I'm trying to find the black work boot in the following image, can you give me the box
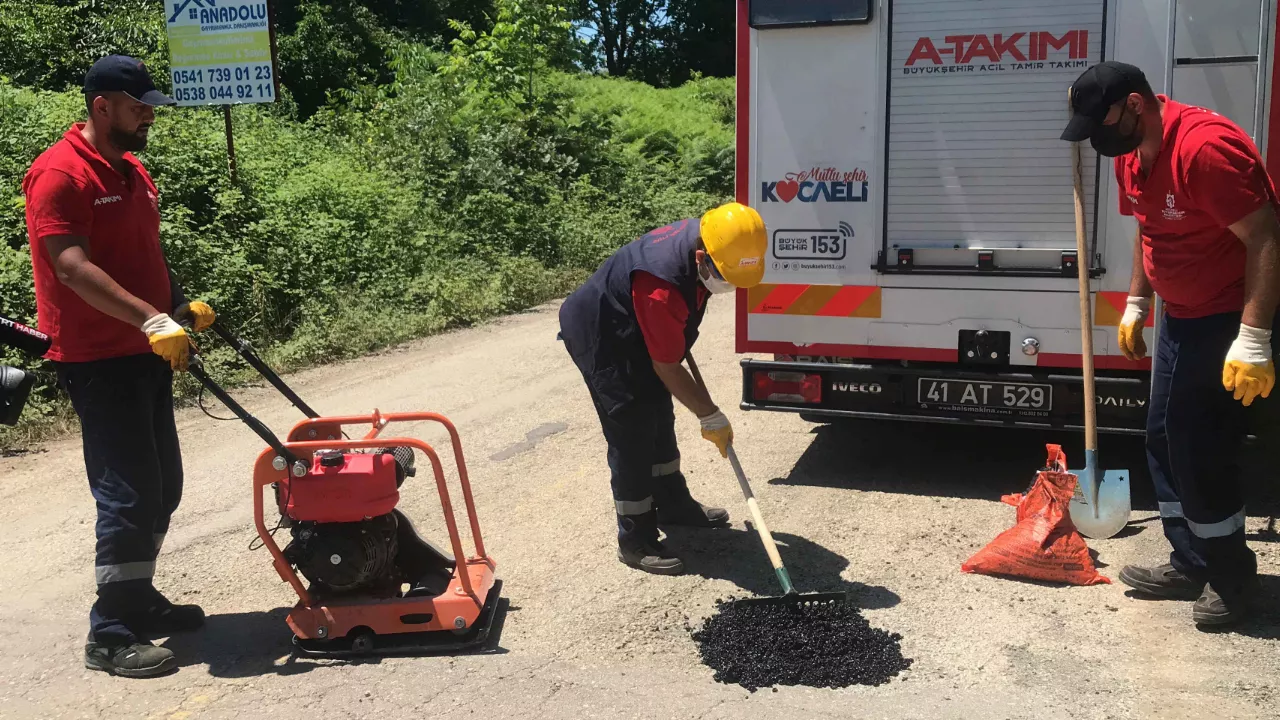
[84,637,177,678]
[1118,563,1204,600]
[1193,578,1258,626]
[134,600,205,636]
[617,541,685,575]
[654,474,730,528]
[130,587,205,636]
[617,511,685,575]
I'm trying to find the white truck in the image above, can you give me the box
[735,0,1280,436]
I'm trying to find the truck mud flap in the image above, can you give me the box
[740,359,1148,435]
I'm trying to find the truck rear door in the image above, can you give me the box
[882,0,1105,278]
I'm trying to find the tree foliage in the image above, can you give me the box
[0,1,735,444]
[443,0,578,102]
[571,0,734,86]
[0,0,168,91]
[572,0,666,77]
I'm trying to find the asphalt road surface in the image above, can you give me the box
[2,299,1278,720]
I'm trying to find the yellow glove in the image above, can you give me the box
[174,301,216,332]
[699,409,733,458]
[1223,324,1275,407]
[1118,296,1150,361]
[142,313,192,371]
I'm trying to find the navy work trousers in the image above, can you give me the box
[55,353,184,645]
[1147,310,1271,586]
[585,386,696,548]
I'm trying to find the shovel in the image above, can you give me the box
[1065,121,1132,539]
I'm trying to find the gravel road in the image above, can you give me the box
[2,299,1278,720]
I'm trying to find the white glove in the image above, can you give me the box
[142,313,191,370]
[1224,324,1275,406]
[141,313,184,337]
[699,409,730,431]
[1121,296,1150,326]
[698,409,733,458]
[1118,296,1151,361]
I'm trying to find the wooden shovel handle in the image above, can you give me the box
[1069,88,1099,453]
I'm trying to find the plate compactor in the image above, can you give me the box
[184,320,501,658]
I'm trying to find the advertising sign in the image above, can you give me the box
[165,0,276,106]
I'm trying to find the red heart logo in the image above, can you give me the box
[776,180,799,203]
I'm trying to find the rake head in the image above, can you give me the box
[730,590,850,612]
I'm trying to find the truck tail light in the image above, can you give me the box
[753,371,822,404]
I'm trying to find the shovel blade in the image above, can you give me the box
[1068,467,1132,539]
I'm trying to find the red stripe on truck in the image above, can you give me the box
[734,0,751,354]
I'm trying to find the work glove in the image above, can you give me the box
[699,409,733,458]
[142,313,192,371]
[1117,296,1150,361]
[174,301,216,332]
[1223,324,1275,407]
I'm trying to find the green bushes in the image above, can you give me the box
[0,43,733,448]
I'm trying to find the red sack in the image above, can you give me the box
[962,444,1110,586]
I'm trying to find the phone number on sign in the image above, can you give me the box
[173,83,275,103]
[173,65,274,86]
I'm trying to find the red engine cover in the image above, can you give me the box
[279,452,400,523]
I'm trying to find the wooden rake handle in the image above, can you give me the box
[727,444,796,596]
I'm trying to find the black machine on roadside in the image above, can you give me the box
[0,315,51,427]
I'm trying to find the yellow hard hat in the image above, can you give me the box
[700,202,767,288]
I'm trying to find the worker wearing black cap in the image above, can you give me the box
[1062,61,1280,625]
[22,55,216,676]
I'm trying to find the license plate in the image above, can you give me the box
[917,378,1053,413]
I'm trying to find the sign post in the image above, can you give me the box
[165,1,278,183]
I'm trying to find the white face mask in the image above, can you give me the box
[702,274,736,294]
[699,257,737,294]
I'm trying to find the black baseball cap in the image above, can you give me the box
[1061,61,1150,141]
[83,55,176,107]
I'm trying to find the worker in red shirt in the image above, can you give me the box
[1062,61,1280,625]
[559,204,767,575]
[22,56,217,677]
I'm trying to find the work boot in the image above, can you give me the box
[616,510,684,575]
[128,586,205,636]
[1118,563,1204,600]
[657,500,729,528]
[653,473,730,528]
[1192,578,1258,626]
[133,599,205,636]
[617,540,685,575]
[84,638,178,678]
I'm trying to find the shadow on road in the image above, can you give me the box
[159,608,304,677]
[768,419,1280,521]
[160,597,512,677]
[663,525,900,610]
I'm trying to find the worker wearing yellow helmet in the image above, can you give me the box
[558,202,768,575]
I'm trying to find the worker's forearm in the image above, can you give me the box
[1129,227,1153,298]
[1241,238,1280,329]
[59,262,159,328]
[653,361,718,417]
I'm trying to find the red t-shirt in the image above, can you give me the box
[22,124,173,362]
[632,271,708,364]
[1115,97,1277,319]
